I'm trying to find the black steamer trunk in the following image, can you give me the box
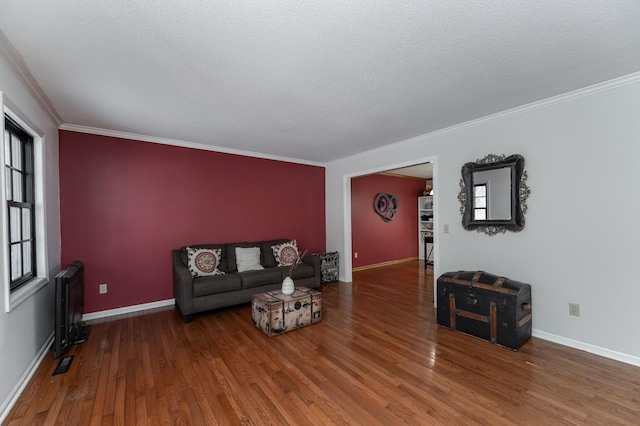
[437,271,532,350]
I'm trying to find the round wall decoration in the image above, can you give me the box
[374,193,399,222]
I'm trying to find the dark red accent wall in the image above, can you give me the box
[351,174,425,268]
[59,130,325,313]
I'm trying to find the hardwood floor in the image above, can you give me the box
[5,261,640,425]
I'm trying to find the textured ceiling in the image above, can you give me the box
[2,1,640,163]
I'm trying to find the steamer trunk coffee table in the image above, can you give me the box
[251,287,322,337]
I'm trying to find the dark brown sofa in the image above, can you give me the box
[173,238,321,322]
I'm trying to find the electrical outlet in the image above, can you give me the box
[569,303,580,317]
[444,224,450,233]
[99,283,108,294]
[354,252,358,259]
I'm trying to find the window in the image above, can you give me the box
[473,183,487,220]
[4,115,36,291]
[2,99,48,312]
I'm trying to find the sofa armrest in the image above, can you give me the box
[302,254,322,288]
[173,249,194,320]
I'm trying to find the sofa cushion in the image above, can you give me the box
[235,247,264,272]
[240,268,282,289]
[192,274,242,297]
[277,263,315,281]
[272,239,299,267]
[186,247,225,277]
[181,244,228,273]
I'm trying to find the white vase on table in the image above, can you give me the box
[281,276,295,295]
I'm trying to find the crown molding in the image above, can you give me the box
[378,171,427,181]
[0,31,62,126]
[58,123,326,167]
[331,71,640,165]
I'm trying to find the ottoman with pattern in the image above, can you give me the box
[251,287,322,337]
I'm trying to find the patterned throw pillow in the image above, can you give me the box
[272,239,299,267]
[186,247,225,277]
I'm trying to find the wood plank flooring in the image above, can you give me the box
[4,261,640,425]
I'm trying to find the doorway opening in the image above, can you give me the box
[343,156,438,288]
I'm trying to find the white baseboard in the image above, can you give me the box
[0,331,54,424]
[533,329,640,367]
[82,298,175,322]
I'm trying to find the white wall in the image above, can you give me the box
[326,73,640,365]
[0,48,61,417]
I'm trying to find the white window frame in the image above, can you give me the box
[1,92,49,312]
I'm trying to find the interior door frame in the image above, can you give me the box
[342,155,439,300]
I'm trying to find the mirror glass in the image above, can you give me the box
[472,167,511,220]
[459,154,529,235]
